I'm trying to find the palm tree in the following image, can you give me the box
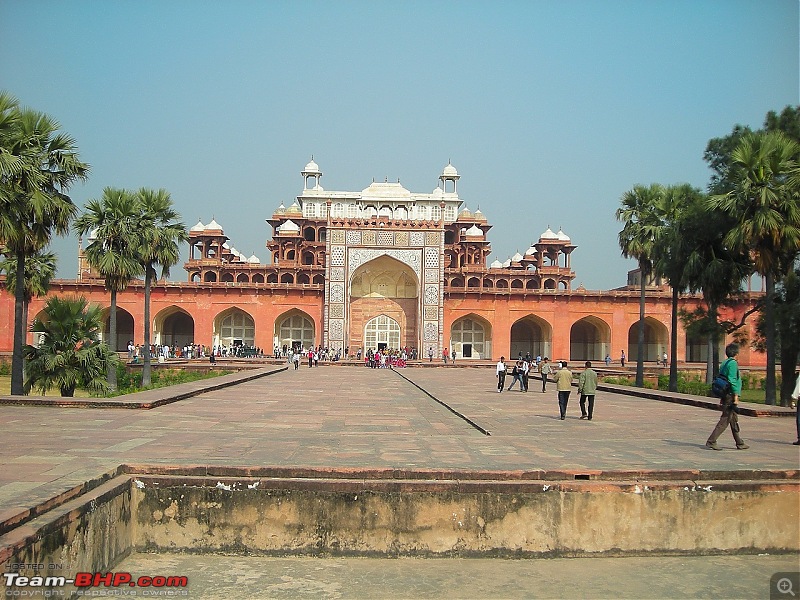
[134,188,188,387]
[616,184,667,387]
[708,131,800,405]
[24,296,117,397]
[0,99,89,395]
[651,185,703,391]
[676,199,752,381]
[1,249,57,347]
[1,250,57,385]
[74,188,143,390]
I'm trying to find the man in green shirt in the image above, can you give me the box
[706,343,749,450]
[578,361,598,420]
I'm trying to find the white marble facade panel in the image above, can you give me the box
[348,248,422,279]
[410,231,425,247]
[331,246,345,266]
[330,283,344,303]
[377,230,394,246]
[424,247,439,268]
[330,267,345,281]
[424,322,438,341]
[346,230,361,245]
[330,319,343,340]
[424,284,439,305]
[424,268,439,283]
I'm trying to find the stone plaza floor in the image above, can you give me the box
[1,364,799,598]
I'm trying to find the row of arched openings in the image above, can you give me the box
[72,306,718,363]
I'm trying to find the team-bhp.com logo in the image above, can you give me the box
[4,572,188,596]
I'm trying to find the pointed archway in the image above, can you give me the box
[349,255,419,353]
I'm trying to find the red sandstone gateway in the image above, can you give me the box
[0,160,764,367]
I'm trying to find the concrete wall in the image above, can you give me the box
[132,475,799,557]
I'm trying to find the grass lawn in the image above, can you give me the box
[0,375,93,397]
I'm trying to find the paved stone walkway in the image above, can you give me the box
[1,364,798,598]
[1,365,797,522]
[118,553,800,599]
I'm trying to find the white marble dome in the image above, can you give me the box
[540,227,558,240]
[442,162,458,178]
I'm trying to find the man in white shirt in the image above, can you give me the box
[496,357,507,393]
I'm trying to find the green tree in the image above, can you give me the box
[764,106,800,142]
[24,296,117,397]
[753,265,800,404]
[651,184,705,391]
[1,250,57,340]
[0,94,89,395]
[676,200,753,380]
[134,188,188,387]
[617,184,668,387]
[74,188,144,390]
[708,131,800,405]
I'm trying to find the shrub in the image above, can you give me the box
[110,365,231,396]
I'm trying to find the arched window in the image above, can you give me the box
[219,311,255,346]
[451,319,487,359]
[364,315,401,351]
[279,314,315,349]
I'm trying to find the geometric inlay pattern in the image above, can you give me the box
[424,284,439,305]
[425,268,439,283]
[410,231,425,247]
[424,321,438,341]
[424,247,439,268]
[331,229,346,244]
[329,304,344,319]
[424,305,438,321]
[395,231,409,246]
[426,231,441,246]
[377,230,394,246]
[348,248,422,279]
[329,283,344,303]
[346,230,361,245]
[330,319,343,340]
[362,231,376,246]
[331,245,345,266]
[330,267,344,281]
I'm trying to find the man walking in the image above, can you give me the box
[578,361,598,420]
[554,361,573,420]
[540,358,552,392]
[496,356,507,393]
[706,343,749,450]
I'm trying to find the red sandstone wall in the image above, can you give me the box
[348,296,418,352]
[0,279,766,367]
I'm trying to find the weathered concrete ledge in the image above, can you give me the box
[2,465,796,597]
[129,469,800,558]
[0,365,287,409]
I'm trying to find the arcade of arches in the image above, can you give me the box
[20,286,759,365]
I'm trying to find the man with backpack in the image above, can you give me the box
[706,343,749,450]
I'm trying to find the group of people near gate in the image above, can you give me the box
[364,348,408,368]
[495,354,599,421]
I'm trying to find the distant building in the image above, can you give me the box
[4,160,765,366]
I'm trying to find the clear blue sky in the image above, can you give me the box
[1,0,797,289]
